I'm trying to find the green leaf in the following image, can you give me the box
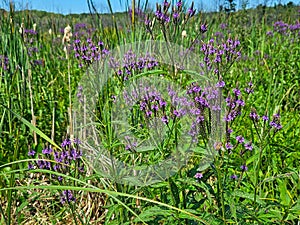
[278,179,291,206]
[105,204,121,224]
[178,209,200,219]
[169,178,180,208]
[233,190,266,205]
[134,206,173,222]
[290,200,300,214]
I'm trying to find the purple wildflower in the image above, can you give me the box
[233,88,241,96]
[194,172,203,179]
[28,149,36,157]
[73,138,81,144]
[145,17,151,26]
[125,142,137,151]
[236,99,245,106]
[196,116,204,123]
[161,115,169,124]
[244,142,253,151]
[61,139,71,147]
[270,121,282,130]
[200,24,207,33]
[230,174,238,179]
[187,2,196,17]
[220,23,227,29]
[163,0,169,7]
[42,147,53,155]
[146,111,152,117]
[269,113,282,130]
[28,163,34,170]
[60,190,76,205]
[173,12,179,19]
[192,85,201,93]
[240,164,248,172]
[159,100,166,108]
[266,31,273,37]
[224,110,239,122]
[225,142,233,150]
[176,1,182,7]
[216,80,225,88]
[236,135,244,144]
[250,110,259,121]
[155,10,163,20]
[261,115,268,121]
[212,105,221,111]
[245,81,254,94]
[173,110,180,118]
[0,55,9,70]
[163,15,170,23]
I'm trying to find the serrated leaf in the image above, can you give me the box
[178,209,200,220]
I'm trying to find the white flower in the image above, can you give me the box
[182,30,187,38]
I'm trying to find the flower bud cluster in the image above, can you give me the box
[19,23,44,67]
[187,82,222,142]
[109,50,159,81]
[73,37,109,68]
[273,20,300,35]
[0,55,9,71]
[199,38,241,75]
[224,87,245,123]
[145,1,198,33]
[27,138,84,204]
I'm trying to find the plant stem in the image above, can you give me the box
[28,67,37,145]
[216,158,225,222]
[254,141,263,206]
[68,56,73,139]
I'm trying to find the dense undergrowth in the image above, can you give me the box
[0,1,299,224]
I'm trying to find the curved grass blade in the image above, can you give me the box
[0,104,61,150]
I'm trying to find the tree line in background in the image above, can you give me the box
[1,0,298,14]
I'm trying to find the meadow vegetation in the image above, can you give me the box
[0,0,299,224]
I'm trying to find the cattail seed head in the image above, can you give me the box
[19,22,24,34]
[62,24,72,45]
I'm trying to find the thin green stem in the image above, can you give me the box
[215,158,225,222]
